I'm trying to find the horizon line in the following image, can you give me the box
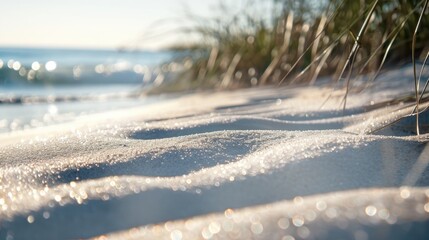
[0,44,168,52]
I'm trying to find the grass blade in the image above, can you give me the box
[412,0,429,135]
[340,0,379,110]
[259,12,294,85]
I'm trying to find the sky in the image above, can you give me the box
[0,0,242,50]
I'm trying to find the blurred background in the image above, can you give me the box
[1,0,428,133]
[0,0,236,132]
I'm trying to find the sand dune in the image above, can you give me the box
[0,66,428,239]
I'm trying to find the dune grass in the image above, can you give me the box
[156,0,429,134]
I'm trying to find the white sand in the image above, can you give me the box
[0,65,428,239]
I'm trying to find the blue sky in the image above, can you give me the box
[0,0,243,50]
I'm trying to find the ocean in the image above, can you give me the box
[0,47,175,133]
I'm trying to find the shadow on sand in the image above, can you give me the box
[2,138,428,239]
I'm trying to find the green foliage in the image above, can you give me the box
[167,0,429,90]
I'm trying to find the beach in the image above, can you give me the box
[0,63,428,239]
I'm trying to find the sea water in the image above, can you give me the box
[0,47,174,133]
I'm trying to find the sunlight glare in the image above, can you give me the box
[12,61,21,71]
[45,61,57,71]
[31,61,41,71]
[7,59,14,69]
